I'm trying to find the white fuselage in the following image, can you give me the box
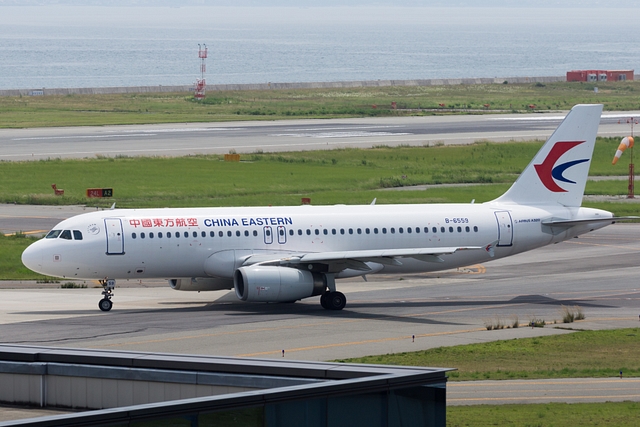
[21,202,612,281]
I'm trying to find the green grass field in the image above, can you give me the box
[339,329,640,381]
[448,402,640,427]
[1,139,637,215]
[2,81,640,128]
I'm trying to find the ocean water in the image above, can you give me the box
[0,6,639,90]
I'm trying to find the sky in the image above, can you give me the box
[0,0,634,7]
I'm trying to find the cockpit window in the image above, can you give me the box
[46,230,62,239]
[73,230,83,240]
[59,230,72,240]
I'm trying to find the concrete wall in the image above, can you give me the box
[0,76,569,97]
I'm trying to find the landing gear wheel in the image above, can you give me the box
[321,291,346,310]
[98,278,116,312]
[99,298,113,312]
[328,292,346,310]
[320,293,330,309]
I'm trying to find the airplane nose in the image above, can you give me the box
[21,243,43,273]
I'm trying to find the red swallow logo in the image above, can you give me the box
[534,141,588,192]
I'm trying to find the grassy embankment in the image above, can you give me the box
[1,81,640,128]
[340,328,640,381]
[449,402,640,427]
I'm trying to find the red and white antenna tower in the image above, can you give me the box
[195,44,208,99]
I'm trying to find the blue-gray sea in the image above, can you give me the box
[1,6,639,90]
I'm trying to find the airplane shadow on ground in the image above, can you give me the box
[7,293,615,341]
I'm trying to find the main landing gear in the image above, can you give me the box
[319,273,346,310]
[320,291,347,310]
[98,279,116,312]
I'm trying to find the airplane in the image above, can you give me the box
[21,104,631,312]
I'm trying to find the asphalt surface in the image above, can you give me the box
[1,111,638,161]
[2,222,639,411]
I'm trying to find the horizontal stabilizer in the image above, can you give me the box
[542,216,639,227]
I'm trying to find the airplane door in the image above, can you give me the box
[277,226,287,244]
[264,226,273,245]
[105,218,125,255]
[494,211,513,247]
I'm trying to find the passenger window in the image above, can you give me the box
[167,232,172,238]
[132,233,137,239]
[149,232,154,239]
[382,228,387,234]
[46,230,61,239]
[374,228,378,234]
[348,229,353,235]
[235,230,240,237]
[323,229,328,235]
[298,229,303,235]
[202,231,206,238]
[457,226,462,233]
[219,231,224,237]
[465,226,470,232]
[159,232,163,238]
[474,226,478,232]
[315,229,320,235]
[246,230,251,237]
[432,227,437,233]
[73,230,83,240]
[141,232,146,239]
[357,228,362,234]
[340,229,345,235]
[365,228,370,234]
[415,227,420,233]
[289,229,294,236]
[307,229,311,235]
[390,228,395,234]
[440,227,445,233]
[60,230,72,240]
[332,229,337,235]
[227,231,232,237]
[449,227,454,233]
[184,231,189,238]
[253,230,258,237]
[407,228,411,234]
[399,227,404,234]
[209,231,214,237]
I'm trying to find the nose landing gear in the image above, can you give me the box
[98,279,116,312]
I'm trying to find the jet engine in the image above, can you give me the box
[169,277,234,292]
[234,266,326,303]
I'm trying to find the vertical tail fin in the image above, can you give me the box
[493,104,603,207]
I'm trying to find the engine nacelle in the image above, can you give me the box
[234,266,325,302]
[170,277,233,292]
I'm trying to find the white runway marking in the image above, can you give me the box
[270,131,412,138]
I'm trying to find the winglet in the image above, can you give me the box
[485,240,499,258]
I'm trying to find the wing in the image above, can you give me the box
[242,244,493,273]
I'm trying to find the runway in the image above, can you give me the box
[1,111,638,161]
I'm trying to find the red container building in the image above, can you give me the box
[566,70,634,82]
